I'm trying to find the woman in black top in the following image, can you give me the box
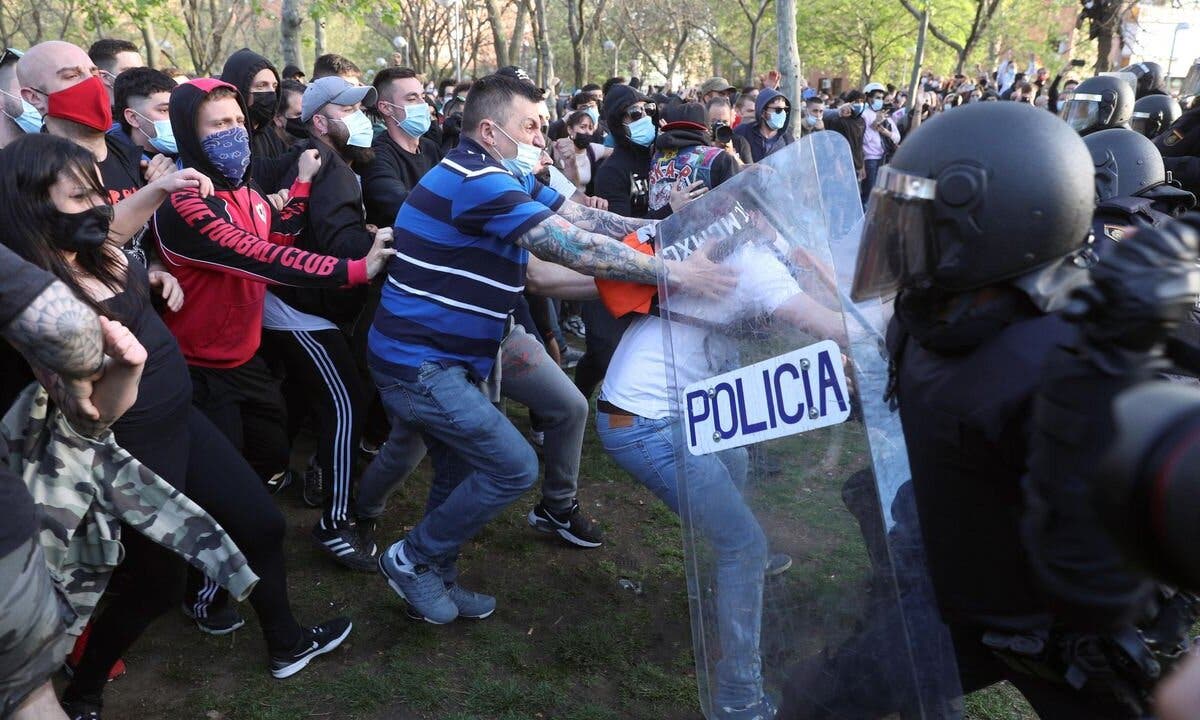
[0,134,352,720]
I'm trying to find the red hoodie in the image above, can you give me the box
[153,78,367,369]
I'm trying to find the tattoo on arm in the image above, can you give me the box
[3,281,104,379]
[556,199,654,238]
[517,215,662,284]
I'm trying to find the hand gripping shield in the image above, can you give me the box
[654,132,962,719]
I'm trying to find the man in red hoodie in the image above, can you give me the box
[153,78,392,634]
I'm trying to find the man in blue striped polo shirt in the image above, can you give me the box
[372,74,733,623]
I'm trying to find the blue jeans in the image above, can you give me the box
[595,411,766,708]
[372,361,538,577]
[861,157,883,206]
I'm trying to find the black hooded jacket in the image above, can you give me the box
[220,48,288,166]
[593,85,653,218]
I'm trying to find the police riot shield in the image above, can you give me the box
[655,132,962,719]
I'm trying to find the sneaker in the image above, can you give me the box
[562,346,585,369]
[528,501,604,548]
[312,521,378,572]
[563,315,586,337]
[765,552,793,577]
[359,439,383,458]
[63,623,127,682]
[264,469,293,495]
[717,696,778,720]
[182,601,245,636]
[61,700,102,720]
[406,582,495,621]
[301,460,326,508]
[378,541,458,624]
[269,616,352,679]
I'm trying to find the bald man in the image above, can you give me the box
[17,41,199,267]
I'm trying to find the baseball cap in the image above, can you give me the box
[497,65,545,95]
[700,77,736,95]
[301,76,377,122]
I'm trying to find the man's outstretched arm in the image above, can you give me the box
[555,198,655,239]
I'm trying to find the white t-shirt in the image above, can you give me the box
[262,291,338,332]
[601,244,800,419]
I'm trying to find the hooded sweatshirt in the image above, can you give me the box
[647,110,739,219]
[220,48,287,164]
[733,87,793,162]
[152,78,367,369]
[593,84,654,218]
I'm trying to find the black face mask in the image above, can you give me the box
[571,134,590,150]
[50,204,113,252]
[249,90,277,126]
[285,116,308,139]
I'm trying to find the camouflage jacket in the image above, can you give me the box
[0,384,259,635]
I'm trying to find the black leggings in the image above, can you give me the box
[63,407,302,704]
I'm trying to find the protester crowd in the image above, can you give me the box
[0,31,1197,720]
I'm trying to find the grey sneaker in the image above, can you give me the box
[378,541,458,624]
[181,601,245,636]
[405,582,495,621]
[528,501,604,548]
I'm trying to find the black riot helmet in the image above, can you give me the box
[1119,61,1166,98]
[1130,94,1182,139]
[851,102,1094,300]
[1059,74,1135,136]
[1083,128,1166,201]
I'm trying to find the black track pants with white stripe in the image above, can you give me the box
[263,327,366,529]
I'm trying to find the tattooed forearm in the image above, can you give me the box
[556,199,655,238]
[517,215,662,285]
[3,281,104,379]
[30,365,107,437]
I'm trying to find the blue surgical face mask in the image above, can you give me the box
[583,105,600,125]
[396,102,431,137]
[1,89,42,134]
[339,109,374,148]
[803,114,818,128]
[766,109,788,130]
[201,125,251,183]
[626,115,656,147]
[870,98,884,112]
[494,123,542,178]
[851,102,866,116]
[133,110,177,155]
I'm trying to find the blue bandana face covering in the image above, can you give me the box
[201,126,251,183]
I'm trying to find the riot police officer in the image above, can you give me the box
[1131,94,1181,140]
[1118,61,1167,99]
[851,101,1150,718]
[1060,74,1135,136]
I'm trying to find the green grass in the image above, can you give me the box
[99,392,1035,719]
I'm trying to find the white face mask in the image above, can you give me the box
[493,123,542,177]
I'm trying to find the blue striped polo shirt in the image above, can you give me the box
[367,137,565,381]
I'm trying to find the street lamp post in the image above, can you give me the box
[1168,22,1191,80]
[603,39,619,78]
[435,0,464,82]
[392,35,409,67]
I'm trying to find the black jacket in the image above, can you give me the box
[361,131,443,228]
[271,138,373,325]
[826,114,867,173]
[593,85,653,218]
[220,49,288,170]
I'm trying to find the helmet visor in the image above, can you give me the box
[1060,94,1102,133]
[1181,62,1200,99]
[1129,111,1159,138]
[850,166,938,301]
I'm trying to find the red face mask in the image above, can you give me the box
[44,75,112,132]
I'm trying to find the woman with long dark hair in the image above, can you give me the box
[0,134,352,720]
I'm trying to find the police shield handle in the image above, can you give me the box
[663,236,739,301]
[364,227,397,279]
[297,148,321,183]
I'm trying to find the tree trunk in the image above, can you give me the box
[281,0,304,70]
[572,42,585,87]
[314,14,326,58]
[747,24,758,85]
[485,0,509,68]
[1096,31,1115,72]
[907,8,928,106]
[532,0,554,89]
[141,22,158,69]
[776,0,800,138]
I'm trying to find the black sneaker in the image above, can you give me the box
[181,601,245,636]
[264,469,294,495]
[312,521,378,572]
[269,617,352,679]
[528,501,604,548]
[62,699,102,720]
[301,461,326,508]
